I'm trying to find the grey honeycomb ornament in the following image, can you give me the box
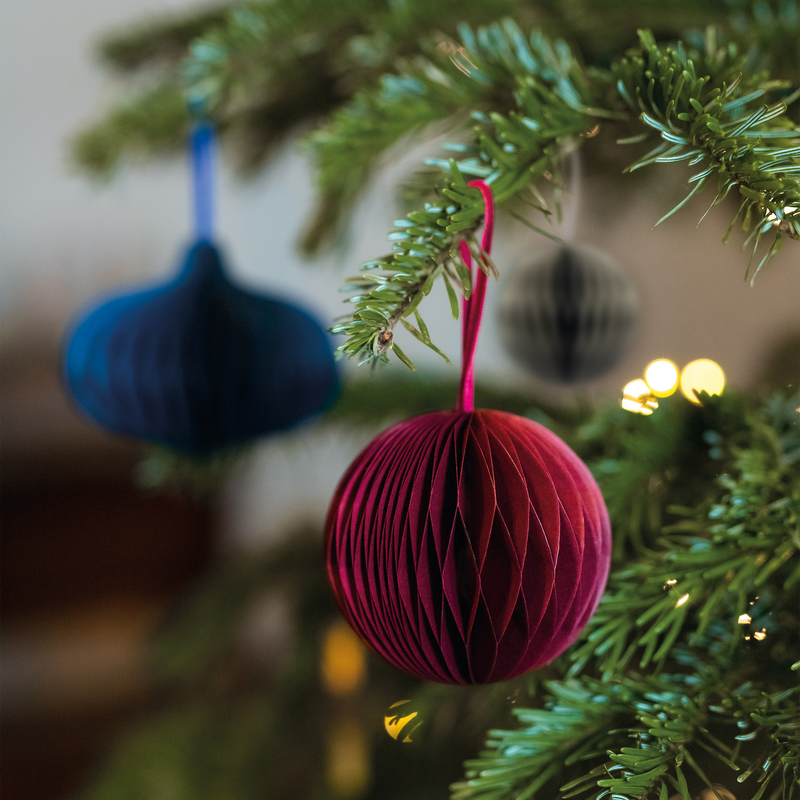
[497,244,638,384]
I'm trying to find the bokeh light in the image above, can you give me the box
[621,379,658,415]
[680,359,725,404]
[321,620,366,696]
[644,359,679,397]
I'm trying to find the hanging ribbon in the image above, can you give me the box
[456,180,495,413]
[191,121,216,242]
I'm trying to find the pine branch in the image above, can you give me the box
[96,5,232,71]
[333,22,798,368]
[732,685,800,800]
[73,0,517,176]
[613,28,800,280]
[72,84,190,176]
[73,0,800,178]
[570,392,800,680]
[300,60,484,254]
[453,652,800,800]
[333,21,598,368]
[451,679,634,800]
[306,17,610,252]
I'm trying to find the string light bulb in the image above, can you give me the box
[680,359,725,404]
[644,359,679,397]
[621,379,658,415]
[321,620,367,696]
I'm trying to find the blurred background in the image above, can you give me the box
[1,1,798,799]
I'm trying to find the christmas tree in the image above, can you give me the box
[69,2,798,799]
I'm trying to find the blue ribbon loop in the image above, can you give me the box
[191,121,215,242]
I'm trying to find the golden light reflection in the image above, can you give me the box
[644,359,679,397]
[321,620,367,696]
[622,379,658,415]
[766,205,798,231]
[384,700,422,743]
[753,630,767,641]
[675,593,689,608]
[680,359,725,404]
[738,614,752,625]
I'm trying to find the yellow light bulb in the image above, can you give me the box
[621,379,658,415]
[321,621,367,696]
[680,359,725,404]
[644,359,679,397]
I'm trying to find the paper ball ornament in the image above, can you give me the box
[325,407,610,684]
[497,244,638,383]
[325,182,611,684]
[64,241,339,455]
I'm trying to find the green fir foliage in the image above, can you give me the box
[451,390,800,800]
[331,21,798,368]
[74,1,800,253]
[72,84,191,176]
[613,28,800,279]
[74,0,517,178]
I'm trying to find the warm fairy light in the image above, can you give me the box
[384,701,421,743]
[675,593,689,608]
[622,379,658,415]
[666,579,677,585]
[753,630,767,641]
[644,359,679,397]
[738,614,752,625]
[321,620,367,696]
[680,359,725,404]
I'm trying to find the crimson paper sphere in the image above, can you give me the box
[325,408,611,684]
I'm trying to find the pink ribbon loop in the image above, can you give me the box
[457,180,495,414]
